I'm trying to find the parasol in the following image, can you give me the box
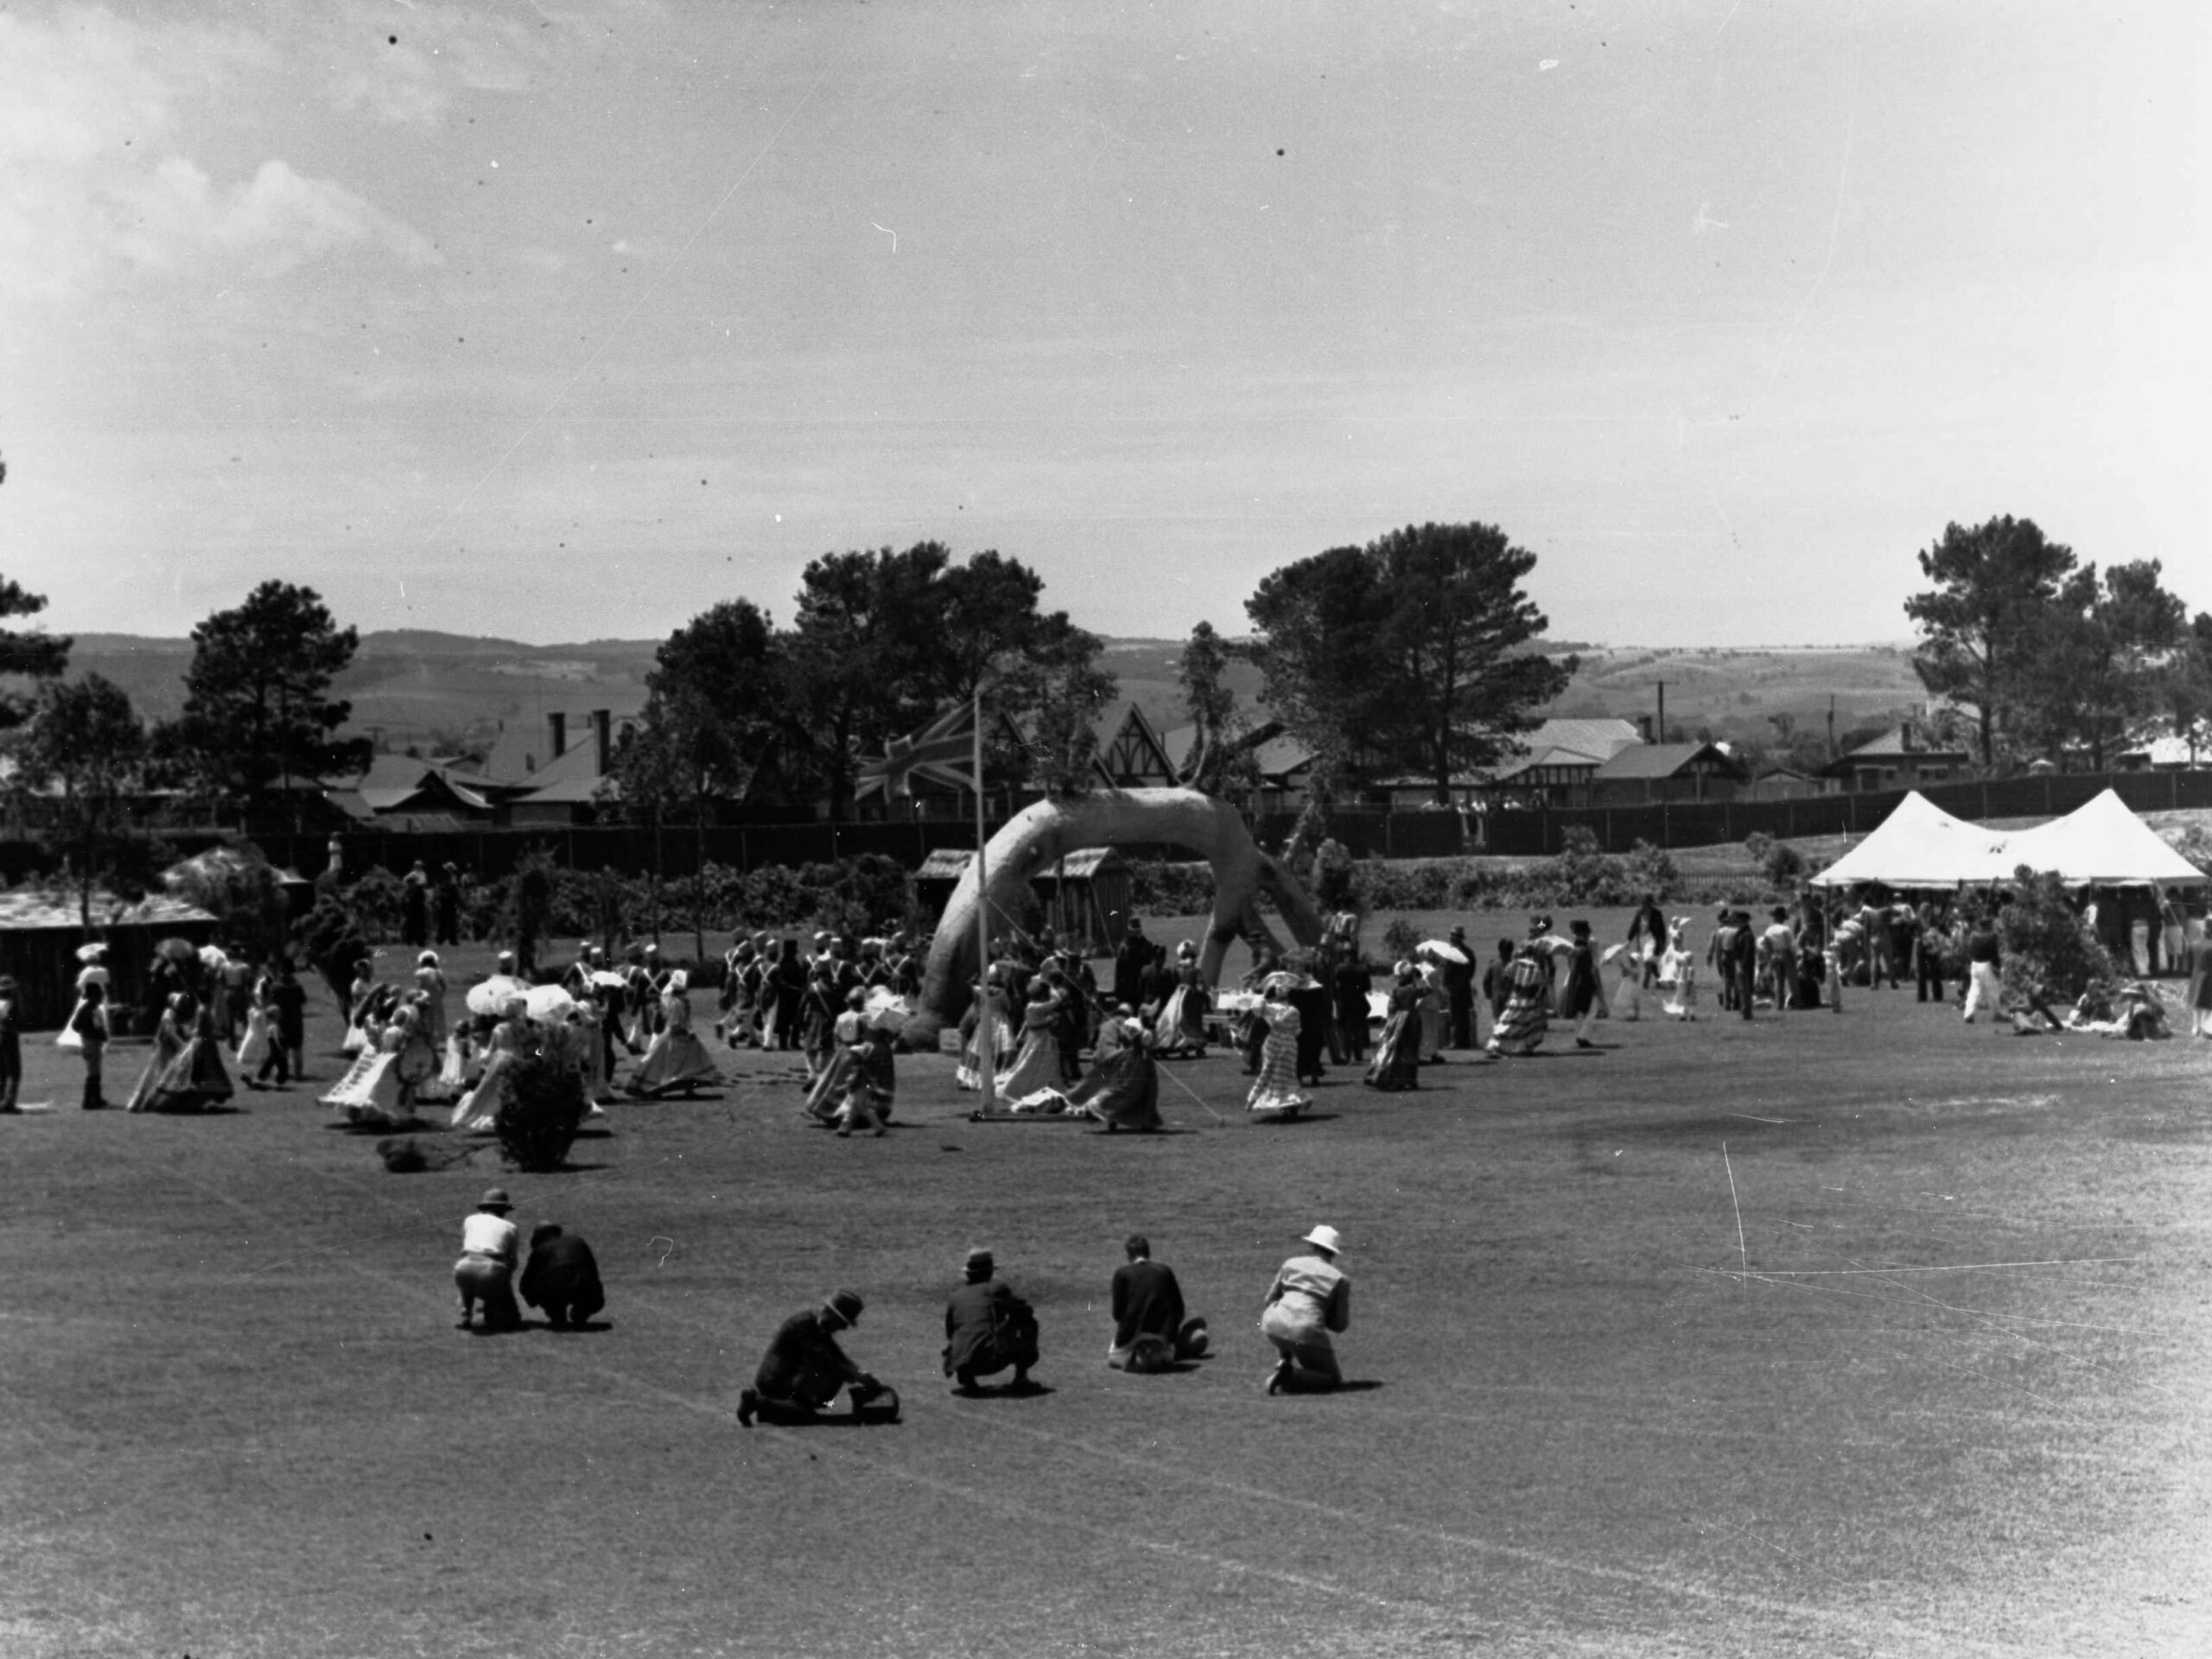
[75,942,109,963]
[523,983,577,1021]
[590,970,628,989]
[154,937,197,964]
[1600,943,1630,966]
[465,974,528,1016]
[1417,938,1468,965]
[199,944,229,969]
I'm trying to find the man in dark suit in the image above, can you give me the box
[518,1223,606,1329]
[1113,918,1154,1011]
[1107,1235,1209,1371]
[737,1288,898,1426]
[1440,925,1478,1049]
[944,1248,1040,1395]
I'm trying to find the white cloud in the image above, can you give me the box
[0,7,440,296]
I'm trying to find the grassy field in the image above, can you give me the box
[3,934,2207,1657]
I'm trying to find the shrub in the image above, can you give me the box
[1622,839,1679,900]
[494,1035,589,1173]
[1999,866,2118,1007]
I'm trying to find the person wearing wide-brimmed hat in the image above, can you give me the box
[453,1188,522,1332]
[737,1289,898,1426]
[1261,1224,1351,1394]
[1245,972,1311,1121]
[944,1248,1041,1395]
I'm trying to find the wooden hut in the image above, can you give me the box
[912,846,1135,956]
[0,888,221,1034]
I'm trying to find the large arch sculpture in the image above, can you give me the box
[905,787,1325,1047]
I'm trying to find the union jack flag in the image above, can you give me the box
[855,702,981,800]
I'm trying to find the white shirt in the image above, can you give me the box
[461,1212,518,1261]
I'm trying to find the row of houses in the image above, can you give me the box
[312,699,2195,835]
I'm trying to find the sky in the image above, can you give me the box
[2,1,2205,650]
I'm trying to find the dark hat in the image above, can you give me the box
[964,1247,995,1275]
[1449,925,1465,940]
[824,1287,864,1325]
[1123,1233,1151,1258]
[1570,919,1591,936]
[478,1187,512,1211]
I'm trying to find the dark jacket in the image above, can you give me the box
[753,1308,862,1399]
[943,1278,1038,1376]
[519,1234,603,1313]
[1109,1258,1185,1350]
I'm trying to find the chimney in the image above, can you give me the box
[1636,714,1654,743]
[547,711,568,759]
[593,709,613,774]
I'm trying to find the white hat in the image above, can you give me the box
[1300,1224,1342,1255]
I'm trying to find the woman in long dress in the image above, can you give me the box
[451,1002,527,1132]
[1066,1007,1164,1132]
[1487,941,1553,1056]
[1362,965,1423,1091]
[833,1021,896,1137]
[1415,960,1447,1063]
[1152,943,1211,1058]
[629,971,723,1098]
[57,950,110,1052]
[1660,918,1700,1020]
[414,950,449,1049]
[124,993,188,1112]
[144,995,235,1114]
[995,983,1066,1104]
[323,1001,431,1126]
[1246,976,1312,1121]
[806,992,867,1122]
[955,976,1015,1090]
[341,961,378,1056]
[234,973,273,1084]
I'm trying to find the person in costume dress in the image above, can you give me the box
[628,970,722,1098]
[1415,958,1447,1063]
[1363,963,1424,1090]
[1332,950,1373,1065]
[1660,918,1700,1020]
[57,946,110,1053]
[71,982,111,1108]
[2187,920,2212,1038]
[414,951,449,1048]
[1152,942,1211,1058]
[234,973,273,1087]
[1064,1007,1164,1132]
[955,976,1016,1091]
[1246,974,1313,1121]
[995,982,1067,1106]
[1487,931,1554,1057]
[806,989,867,1123]
[1285,969,1332,1086]
[341,960,378,1057]
[124,993,188,1112]
[833,1020,896,1137]
[144,994,236,1113]
[451,1001,527,1131]
[324,1000,434,1125]
[1560,920,1603,1049]
[1260,1224,1351,1394]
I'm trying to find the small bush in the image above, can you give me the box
[1379,916,1422,963]
[494,1036,589,1173]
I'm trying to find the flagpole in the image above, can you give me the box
[974,686,995,1115]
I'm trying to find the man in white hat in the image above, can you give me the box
[454,1188,522,1332]
[1260,1224,1351,1394]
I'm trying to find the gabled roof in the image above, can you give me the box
[1091,700,1178,785]
[1831,725,1973,765]
[1592,741,1745,780]
[1522,718,1643,760]
[1488,744,1608,783]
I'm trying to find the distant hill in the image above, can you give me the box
[48,631,1930,764]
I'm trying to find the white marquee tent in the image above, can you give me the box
[1811,788,2207,889]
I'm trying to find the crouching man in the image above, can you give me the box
[737,1289,899,1426]
[944,1248,1041,1395]
[1107,1233,1209,1372]
[519,1223,605,1330]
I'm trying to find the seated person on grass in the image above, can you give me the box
[1107,1233,1209,1371]
[737,1290,898,1426]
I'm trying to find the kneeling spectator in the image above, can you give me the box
[944,1248,1041,1394]
[737,1289,898,1425]
[1107,1233,1209,1371]
[519,1223,605,1329]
